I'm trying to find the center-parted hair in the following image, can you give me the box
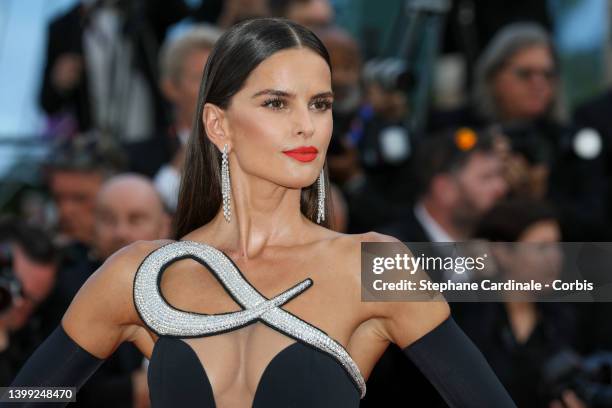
[175,18,333,238]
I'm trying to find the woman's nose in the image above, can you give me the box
[293,106,315,138]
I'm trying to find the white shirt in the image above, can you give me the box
[154,164,180,213]
[83,6,154,142]
[414,201,473,283]
[413,201,454,243]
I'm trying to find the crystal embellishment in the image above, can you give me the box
[133,240,366,398]
[317,168,325,224]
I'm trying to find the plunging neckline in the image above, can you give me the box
[133,240,367,399]
[151,337,317,407]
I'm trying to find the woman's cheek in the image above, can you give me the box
[318,115,334,142]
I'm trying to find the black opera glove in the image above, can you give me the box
[1,324,104,407]
[402,315,517,408]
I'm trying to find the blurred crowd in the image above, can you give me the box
[1,0,612,407]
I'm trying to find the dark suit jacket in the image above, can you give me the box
[40,1,188,134]
[378,205,430,243]
[361,208,451,407]
[122,126,181,178]
[573,90,612,238]
[574,90,612,153]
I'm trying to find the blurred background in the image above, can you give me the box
[1,0,612,407]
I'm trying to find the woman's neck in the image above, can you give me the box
[203,170,312,260]
[504,301,538,344]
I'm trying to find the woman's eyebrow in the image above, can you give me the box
[251,89,294,98]
[311,91,334,99]
[251,89,334,99]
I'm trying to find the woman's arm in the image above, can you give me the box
[366,233,517,408]
[1,241,163,407]
[400,313,517,408]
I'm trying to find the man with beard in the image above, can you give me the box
[362,127,508,408]
[383,127,508,243]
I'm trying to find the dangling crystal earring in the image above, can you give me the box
[316,168,325,224]
[221,144,231,223]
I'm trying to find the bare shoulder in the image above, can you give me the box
[330,230,402,269]
[61,239,173,358]
[72,239,173,315]
[333,231,451,349]
[326,231,398,279]
[360,230,403,243]
[93,239,173,288]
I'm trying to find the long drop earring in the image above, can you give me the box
[316,168,325,224]
[221,144,231,223]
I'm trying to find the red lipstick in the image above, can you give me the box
[282,146,318,162]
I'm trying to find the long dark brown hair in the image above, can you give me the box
[175,18,334,238]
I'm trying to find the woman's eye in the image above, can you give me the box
[311,100,333,111]
[263,98,285,110]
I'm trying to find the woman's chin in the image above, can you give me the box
[276,172,321,189]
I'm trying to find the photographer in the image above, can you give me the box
[337,56,417,233]
[357,57,414,201]
[455,199,588,408]
[0,217,59,386]
[431,23,608,241]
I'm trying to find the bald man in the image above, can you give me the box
[94,173,171,260]
[84,174,171,408]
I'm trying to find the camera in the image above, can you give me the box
[362,58,414,93]
[0,244,23,314]
[541,349,612,407]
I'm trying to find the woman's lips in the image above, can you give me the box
[282,146,318,162]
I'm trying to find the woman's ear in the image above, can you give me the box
[203,102,230,150]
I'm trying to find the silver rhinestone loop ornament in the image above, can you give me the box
[133,240,366,398]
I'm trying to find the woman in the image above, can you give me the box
[5,18,515,407]
[434,23,607,241]
[455,199,582,408]
[473,23,562,125]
